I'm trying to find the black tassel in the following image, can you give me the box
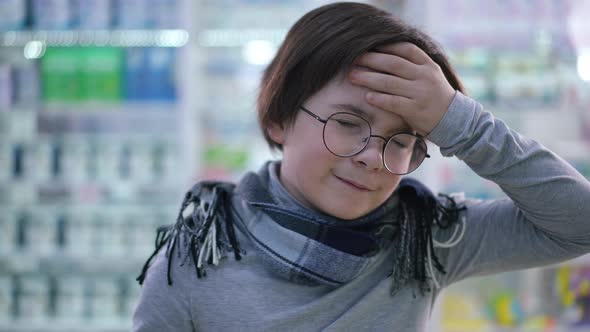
[136,225,172,285]
[136,182,243,286]
[390,181,464,296]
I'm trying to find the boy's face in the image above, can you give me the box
[269,75,414,220]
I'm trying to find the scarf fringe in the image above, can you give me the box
[389,183,466,297]
[136,182,243,286]
[137,178,465,297]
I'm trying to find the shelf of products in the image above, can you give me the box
[0,0,191,330]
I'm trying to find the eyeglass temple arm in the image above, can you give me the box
[300,106,327,124]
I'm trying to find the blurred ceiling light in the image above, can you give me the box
[242,40,276,65]
[578,50,590,82]
[23,40,45,59]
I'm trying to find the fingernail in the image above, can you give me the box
[349,70,359,81]
[366,92,376,102]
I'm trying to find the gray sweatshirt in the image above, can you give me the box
[132,92,590,331]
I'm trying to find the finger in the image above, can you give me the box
[349,69,414,99]
[354,52,420,80]
[375,42,431,66]
[366,92,412,117]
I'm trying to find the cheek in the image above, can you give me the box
[381,174,401,195]
[291,136,336,171]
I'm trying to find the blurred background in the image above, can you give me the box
[0,0,589,331]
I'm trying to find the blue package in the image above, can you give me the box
[77,0,112,29]
[31,0,76,30]
[145,48,176,101]
[112,0,149,29]
[123,48,148,101]
[0,0,26,30]
[149,0,179,29]
[13,143,24,179]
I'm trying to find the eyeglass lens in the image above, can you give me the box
[322,112,427,175]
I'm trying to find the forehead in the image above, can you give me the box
[306,75,412,133]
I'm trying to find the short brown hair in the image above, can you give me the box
[257,2,465,151]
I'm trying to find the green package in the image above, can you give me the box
[80,47,123,102]
[41,47,83,102]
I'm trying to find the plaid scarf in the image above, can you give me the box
[137,162,462,295]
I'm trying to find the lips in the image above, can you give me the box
[334,175,373,191]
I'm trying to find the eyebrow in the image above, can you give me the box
[330,103,414,134]
[331,103,373,120]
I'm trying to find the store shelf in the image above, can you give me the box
[38,103,180,134]
[0,253,148,275]
[0,30,189,48]
[198,28,287,47]
[0,28,294,49]
[0,321,130,332]
[0,251,149,275]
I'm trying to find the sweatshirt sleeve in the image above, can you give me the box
[426,91,590,288]
[132,249,196,332]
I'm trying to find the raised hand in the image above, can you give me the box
[348,42,456,137]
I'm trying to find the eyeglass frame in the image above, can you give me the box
[299,106,430,175]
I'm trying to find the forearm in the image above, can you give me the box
[428,92,590,242]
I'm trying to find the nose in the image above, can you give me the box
[351,136,386,171]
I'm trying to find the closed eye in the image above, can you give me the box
[391,138,408,148]
[336,120,361,128]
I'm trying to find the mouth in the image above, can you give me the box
[334,175,373,192]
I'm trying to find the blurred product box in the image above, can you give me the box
[15,275,49,321]
[55,213,67,249]
[12,143,28,180]
[31,140,53,183]
[112,0,149,29]
[41,48,84,102]
[91,212,110,256]
[0,276,11,321]
[0,0,26,30]
[89,277,119,320]
[65,209,92,257]
[12,60,41,108]
[0,142,11,182]
[31,0,77,30]
[125,48,177,101]
[123,277,140,316]
[150,0,180,29]
[26,209,58,255]
[118,143,131,179]
[119,212,134,254]
[61,137,90,184]
[7,112,36,141]
[152,140,176,181]
[9,141,38,181]
[76,0,112,29]
[129,140,153,183]
[0,113,8,136]
[0,209,15,254]
[96,139,120,182]
[55,275,85,320]
[0,64,13,110]
[43,47,124,103]
[130,212,156,255]
[124,48,147,100]
[81,47,124,102]
[145,48,176,101]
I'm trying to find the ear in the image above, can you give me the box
[267,122,286,145]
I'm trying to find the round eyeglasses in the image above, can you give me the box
[300,106,430,175]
